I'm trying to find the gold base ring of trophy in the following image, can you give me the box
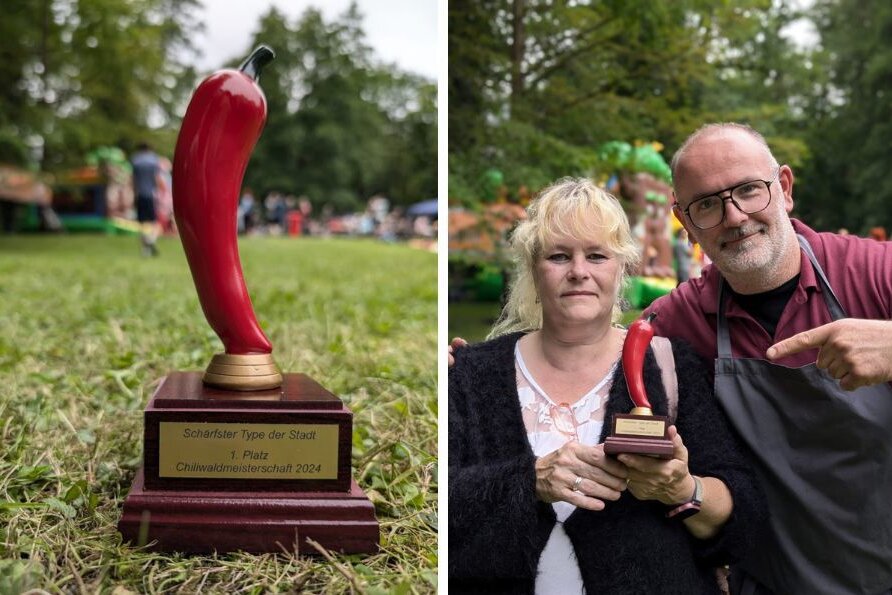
[203,352,284,391]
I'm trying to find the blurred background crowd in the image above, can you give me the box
[0,1,437,250]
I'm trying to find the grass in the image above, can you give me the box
[0,234,437,594]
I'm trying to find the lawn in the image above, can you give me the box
[0,234,437,594]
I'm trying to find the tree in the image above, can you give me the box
[795,0,892,233]
[242,4,436,212]
[1,1,64,166]
[447,1,817,204]
[1,0,202,171]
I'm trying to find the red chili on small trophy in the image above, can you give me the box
[605,313,675,458]
[624,312,657,412]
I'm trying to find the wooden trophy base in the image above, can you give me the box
[604,436,674,458]
[119,468,379,554]
[118,372,380,554]
[604,413,674,459]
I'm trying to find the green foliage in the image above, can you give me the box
[448,0,818,209]
[1,0,202,170]
[449,0,892,232]
[2,2,435,216]
[239,6,436,212]
[0,234,436,592]
[794,0,892,233]
[0,131,31,167]
[448,1,687,199]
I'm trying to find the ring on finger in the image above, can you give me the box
[572,475,583,492]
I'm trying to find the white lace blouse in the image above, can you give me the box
[516,343,619,595]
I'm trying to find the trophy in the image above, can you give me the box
[604,313,674,458]
[118,46,379,553]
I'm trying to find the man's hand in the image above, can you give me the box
[767,319,892,390]
[448,337,468,367]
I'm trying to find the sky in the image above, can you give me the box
[189,0,438,80]
[780,0,819,49]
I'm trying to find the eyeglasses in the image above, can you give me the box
[551,402,579,441]
[681,169,780,230]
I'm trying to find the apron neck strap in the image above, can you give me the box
[716,233,847,358]
[716,280,733,358]
[796,235,847,320]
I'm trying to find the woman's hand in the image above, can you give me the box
[535,442,629,511]
[620,426,735,539]
[619,425,695,505]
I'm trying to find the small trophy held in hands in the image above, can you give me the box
[604,313,674,459]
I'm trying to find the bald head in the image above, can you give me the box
[671,123,778,187]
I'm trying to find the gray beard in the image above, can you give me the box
[714,219,795,291]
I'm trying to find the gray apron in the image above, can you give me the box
[715,235,892,595]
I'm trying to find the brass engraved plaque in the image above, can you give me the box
[158,422,339,479]
[614,418,666,437]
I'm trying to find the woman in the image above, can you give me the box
[449,178,766,594]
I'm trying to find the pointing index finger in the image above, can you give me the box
[767,324,832,360]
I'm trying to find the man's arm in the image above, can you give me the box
[447,337,467,367]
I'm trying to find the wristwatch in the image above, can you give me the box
[666,476,703,520]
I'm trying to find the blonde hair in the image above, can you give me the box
[488,177,640,339]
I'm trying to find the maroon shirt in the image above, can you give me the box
[645,219,892,367]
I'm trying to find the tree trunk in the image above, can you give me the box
[510,0,525,118]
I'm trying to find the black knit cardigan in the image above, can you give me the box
[448,332,767,595]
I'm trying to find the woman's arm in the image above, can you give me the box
[616,338,767,563]
[619,425,734,539]
[684,475,733,539]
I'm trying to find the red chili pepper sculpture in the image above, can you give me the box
[173,46,275,356]
[623,312,657,412]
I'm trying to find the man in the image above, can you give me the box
[449,123,892,594]
[131,142,161,256]
[649,122,892,595]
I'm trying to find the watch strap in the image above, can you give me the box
[666,476,703,519]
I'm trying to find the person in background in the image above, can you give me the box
[673,227,693,284]
[297,196,312,235]
[266,191,287,232]
[155,157,174,234]
[130,142,161,256]
[450,177,765,594]
[869,226,887,242]
[238,187,256,234]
